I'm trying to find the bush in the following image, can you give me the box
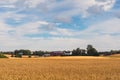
[15,54,22,58]
[28,55,32,58]
[0,53,8,58]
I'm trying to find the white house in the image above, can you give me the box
[63,51,72,56]
[43,54,51,57]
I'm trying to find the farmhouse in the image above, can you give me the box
[63,51,72,56]
[43,54,51,57]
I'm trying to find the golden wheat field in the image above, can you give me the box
[0,57,120,80]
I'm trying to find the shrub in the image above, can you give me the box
[15,54,22,58]
[0,53,8,58]
[28,55,32,58]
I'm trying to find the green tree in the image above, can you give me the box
[33,51,49,56]
[0,53,8,58]
[14,49,31,58]
[72,48,81,56]
[87,45,99,56]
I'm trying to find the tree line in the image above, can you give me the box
[72,45,99,56]
[1,44,120,58]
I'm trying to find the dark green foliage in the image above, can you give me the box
[0,51,13,54]
[15,54,22,58]
[87,45,99,56]
[11,53,14,57]
[33,51,49,56]
[72,48,86,56]
[0,53,8,58]
[14,49,31,58]
[72,48,81,56]
[14,49,31,55]
[28,54,32,58]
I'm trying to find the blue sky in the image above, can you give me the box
[0,0,120,51]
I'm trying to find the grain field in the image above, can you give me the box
[0,57,120,80]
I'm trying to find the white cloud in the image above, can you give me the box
[24,0,45,8]
[0,19,86,51]
[0,0,17,4]
[87,5,104,14]
[84,18,120,34]
[0,36,88,51]
[96,0,115,11]
[1,17,120,51]
[14,21,49,37]
[0,0,116,21]
[87,0,116,15]
[0,12,27,22]
[0,0,17,9]
[0,5,15,8]
[114,10,120,18]
[0,20,13,35]
[47,0,96,19]
[0,0,119,51]
[79,17,120,51]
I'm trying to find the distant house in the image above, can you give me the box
[63,51,72,56]
[14,52,23,57]
[50,51,64,56]
[43,54,51,57]
[19,52,23,55]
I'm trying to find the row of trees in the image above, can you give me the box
[12,45,99,57]
[11,50,50,58]
[99,50,120,56]
[33,51,49,56]
[12,49,31,58]
[1,44,119,58]
[0,52,8,58]
[72,45,99,56]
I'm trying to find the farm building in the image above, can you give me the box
[50,51,72,56]
[63,51,72,56]
[50,51,64,56]
[43,54,51,57]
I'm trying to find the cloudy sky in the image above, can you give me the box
[0,0,120,51]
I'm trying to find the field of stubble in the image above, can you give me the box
[0,57,120,80]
